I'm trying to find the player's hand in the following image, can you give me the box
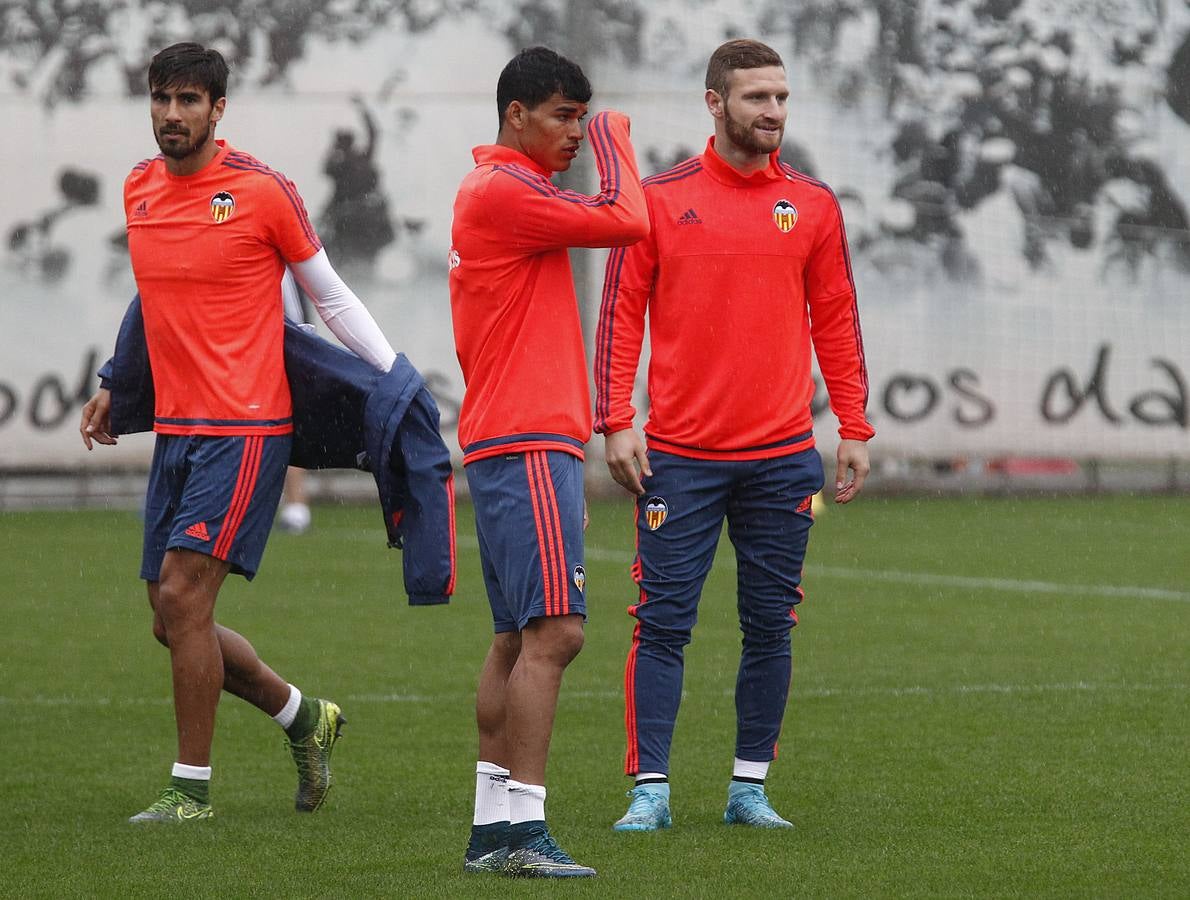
[834,438,869,504]
[583,498,590,532]
[79,388,117,450]
[604,428,650,496]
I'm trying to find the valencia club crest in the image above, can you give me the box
[772,199,798,233]
[643,496,669,531]
[210,191,235,223]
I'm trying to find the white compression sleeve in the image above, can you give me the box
[289,249,396,372]
[280,267,305,324]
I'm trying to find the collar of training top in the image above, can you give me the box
[701,136,784,186]
[472,144,553,180]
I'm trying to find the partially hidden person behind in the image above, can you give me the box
[276,268,315,535]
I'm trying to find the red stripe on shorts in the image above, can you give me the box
[525,453,558,615]
[534,452,569,616]
[213,435,262,559]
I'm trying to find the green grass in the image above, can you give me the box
[1,496,1187,898]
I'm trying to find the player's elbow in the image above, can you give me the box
[625,216,650,243]
[606,214,650,246]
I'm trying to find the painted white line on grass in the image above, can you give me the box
[4,681,1184,708]
[560,682,1189,701]
[489,532,1190,603]
[326,527,1190,603]
[808,566,1190,603]
[790,681,1190,700]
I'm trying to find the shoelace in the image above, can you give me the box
[734,794,783,823]
[522,830,576,864]
[148,788,192,811]
[626,790,667,817]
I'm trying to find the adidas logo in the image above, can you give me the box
[134,201,148,217]
[185,521,210,541]
[677,208,702,225]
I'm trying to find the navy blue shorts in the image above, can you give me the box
[467,450,587,633]
[141,433,291,582]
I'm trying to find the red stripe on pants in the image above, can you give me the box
[624,619,642,774]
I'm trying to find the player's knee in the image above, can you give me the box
[549,617,585,665]
[637,618,693,650]
[740,618,793,649]
[491,631,522,667]
[155,576,214,632]
[151,615,169,647]
[561,631,585,664]
[524,615,585,667]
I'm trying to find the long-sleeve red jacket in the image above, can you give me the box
[449,110,648,464]
[595,137,873,460]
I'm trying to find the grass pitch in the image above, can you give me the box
[1,495,1187,898]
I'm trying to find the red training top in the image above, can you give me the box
[448,110,648,465]
[594,137,874,460]
[124,140,322,436]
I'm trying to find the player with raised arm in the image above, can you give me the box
[450,46,648,877]
[79,42,397,824]
[594,39,874,832]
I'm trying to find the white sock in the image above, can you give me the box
[507,780,547,824]
[172,762,212,781]
[733,757,771,782]
[635,772,668,785]
[272,684,301,730]
[280,502,311,530]
[473,761,510,826]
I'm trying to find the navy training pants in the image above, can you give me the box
[623,447,824,775]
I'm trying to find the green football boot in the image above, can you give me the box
[285,698,345,812]
[128,787,213,824]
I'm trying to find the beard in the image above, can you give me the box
[723,107,784,156]
[155,121,212,160]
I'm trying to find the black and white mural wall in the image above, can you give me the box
[2,0,1187,466]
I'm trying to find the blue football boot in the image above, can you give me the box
[723,781,794,829]
[613,783,673,831]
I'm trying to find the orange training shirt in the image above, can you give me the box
[595,138,874,460]
[448,110,647,465]
[124,140,322,435]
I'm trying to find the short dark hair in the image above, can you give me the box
[148,42,229,103]
[705,39,784,98]
[496,46,591,127]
